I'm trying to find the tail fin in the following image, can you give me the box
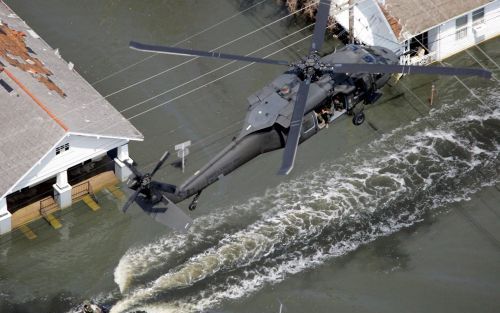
[135,193,192,232]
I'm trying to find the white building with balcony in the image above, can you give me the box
[331,0,500,64]
[0,2,143,235]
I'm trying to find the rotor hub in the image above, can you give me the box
[292,52,324,80]
[141,174,152,187]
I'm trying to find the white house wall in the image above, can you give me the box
[428,0,500,61]
[332,0,402,52]
[12,134,128,192]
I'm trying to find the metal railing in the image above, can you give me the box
[71,181,99,203]
[401,51,437,66]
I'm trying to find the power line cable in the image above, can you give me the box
[474,44,500,70]
[90,0,270,86]
[55,0,367,124]
[54,2,318,122]
[0,25,320,246]
[0,26,313,177]
[0,0,356,148]
[125,34,312,120]
[119,23,315,114]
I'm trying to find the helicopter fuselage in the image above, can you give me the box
[153,44,399,206]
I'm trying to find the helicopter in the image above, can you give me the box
[121,0,491,232]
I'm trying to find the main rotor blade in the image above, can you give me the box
[130,41,290,66]
[278,78,311,175]
[310,0,332,52]
[150,150,170,177]
[123,188,141,213]
[325,63,492,79]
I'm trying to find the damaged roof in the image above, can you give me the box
[0,2,143,198]
[380,0,491,41]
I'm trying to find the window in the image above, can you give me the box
[455,15,468,40]
[472,8,485,25]
[302,113,316,135]
[55,143,70,155]
[362,54,376,63]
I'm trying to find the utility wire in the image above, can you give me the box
[3,4,498,178]
[0,4,322,245]
[1,0,360,147]
[3,0,499,255]
[411,35,496,113]
[474,44,500,70]
[55,2,318,122]
[119,23,315,114]
[464,49,500,83]
[90,0,270,86]
[0,26,313,176]
[60,1,359,133]
[127,34,312,120]
[57,0,369,123]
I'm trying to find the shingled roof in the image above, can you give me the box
[380,0,491,41]
[0,2,143,198]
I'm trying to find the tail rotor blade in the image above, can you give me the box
[123,159,143,178]
[122,188,141,213]
[150,150,170,177]
[278,78,311,175]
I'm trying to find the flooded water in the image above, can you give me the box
[1,1,499,313]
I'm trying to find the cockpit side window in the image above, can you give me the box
[362,55,375,63]
[302,112,316,135]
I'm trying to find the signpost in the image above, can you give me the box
[175,140,191,172]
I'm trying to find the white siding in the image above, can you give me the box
[333,0,402,52]
[12,134,128,191]
[429,1,500,61]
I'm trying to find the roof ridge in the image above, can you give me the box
[0,66,68,131]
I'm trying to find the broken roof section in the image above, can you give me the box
[0,22,66,97]
[380,0,491,41]
[0,1,143,198]
[0,4,143,140]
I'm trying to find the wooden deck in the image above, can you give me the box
[11,171,120,232]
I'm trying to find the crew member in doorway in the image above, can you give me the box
[279,84,291,98]
[316,106,333,129]
[320,106,333,128]
[332,95,344,111]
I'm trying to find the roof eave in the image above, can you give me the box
[392,1,493,42]
[68,131,144,142]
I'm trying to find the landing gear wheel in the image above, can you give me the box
[352,112,365,126]
[189,191,202,211]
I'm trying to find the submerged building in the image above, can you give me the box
[331,0,500,64]
[0,1,143,235]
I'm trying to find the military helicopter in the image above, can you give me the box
[122,0,491,232]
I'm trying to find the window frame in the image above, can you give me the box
[302,112,317,135]
[472,7,485,25]
[455,14,468,40]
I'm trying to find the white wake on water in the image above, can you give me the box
[111,88,500,313]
